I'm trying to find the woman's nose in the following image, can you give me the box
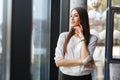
[71,16,74,20]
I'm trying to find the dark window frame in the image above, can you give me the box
[105,0,120,80]
[10,0,32,80]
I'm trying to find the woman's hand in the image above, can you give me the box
[73,24,84,38]
[84,59,95,68]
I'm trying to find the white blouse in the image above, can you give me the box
[54,32,98,76]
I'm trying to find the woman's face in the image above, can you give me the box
[70,9,80,28]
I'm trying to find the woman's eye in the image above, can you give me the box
[74,14,79,17]
[70,14,79,18]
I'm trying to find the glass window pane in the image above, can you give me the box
[0,0,3,78]
[0,0,11,79]
[112,11,120,59]
[112,0,120,7]
[31,0,51,80]
[88,0,106,80]
[110,63,120,80]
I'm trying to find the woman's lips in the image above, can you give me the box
[71,22,75,24]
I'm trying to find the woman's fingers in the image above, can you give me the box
[85,59,95,68]
[74,26,80,36]
[74,26,84,38]
[85,62,93,68]
[74,26,82,34]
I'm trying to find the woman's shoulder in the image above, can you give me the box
[90,34,98,42]
[59,32,69,38]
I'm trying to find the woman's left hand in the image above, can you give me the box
[84,59,95,68]
[73,24,84,38]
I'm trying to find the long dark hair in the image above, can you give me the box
[63,7,90,56]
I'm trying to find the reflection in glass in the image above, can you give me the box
[112,11,120,59]
[0,0,11,79]
[87,0,106,80]
[112,0,120,7]
[31,0,50,80]
[110,63,120,80]
[0,0,3,78]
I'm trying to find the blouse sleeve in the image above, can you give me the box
[54,32,68,62]
[82,35,98,64]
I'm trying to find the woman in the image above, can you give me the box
[54,7,98,80]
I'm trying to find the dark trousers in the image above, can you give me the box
[62,73,92,80]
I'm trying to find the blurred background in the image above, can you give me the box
[1,0,120,80]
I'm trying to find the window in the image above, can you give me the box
[31,0,51,80]
[0,0,11,80]
[112,11,120,59]
[0,0,3,78]
[112,0,120,7]
[87,0,107,80]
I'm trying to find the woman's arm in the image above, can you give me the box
[80,39,90,61]
[54,32,83,67]
[74,26,91,63]
[85,57,95,68]
[55,58,83,67]
[55,40,95,67]
[80,35,98,65]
